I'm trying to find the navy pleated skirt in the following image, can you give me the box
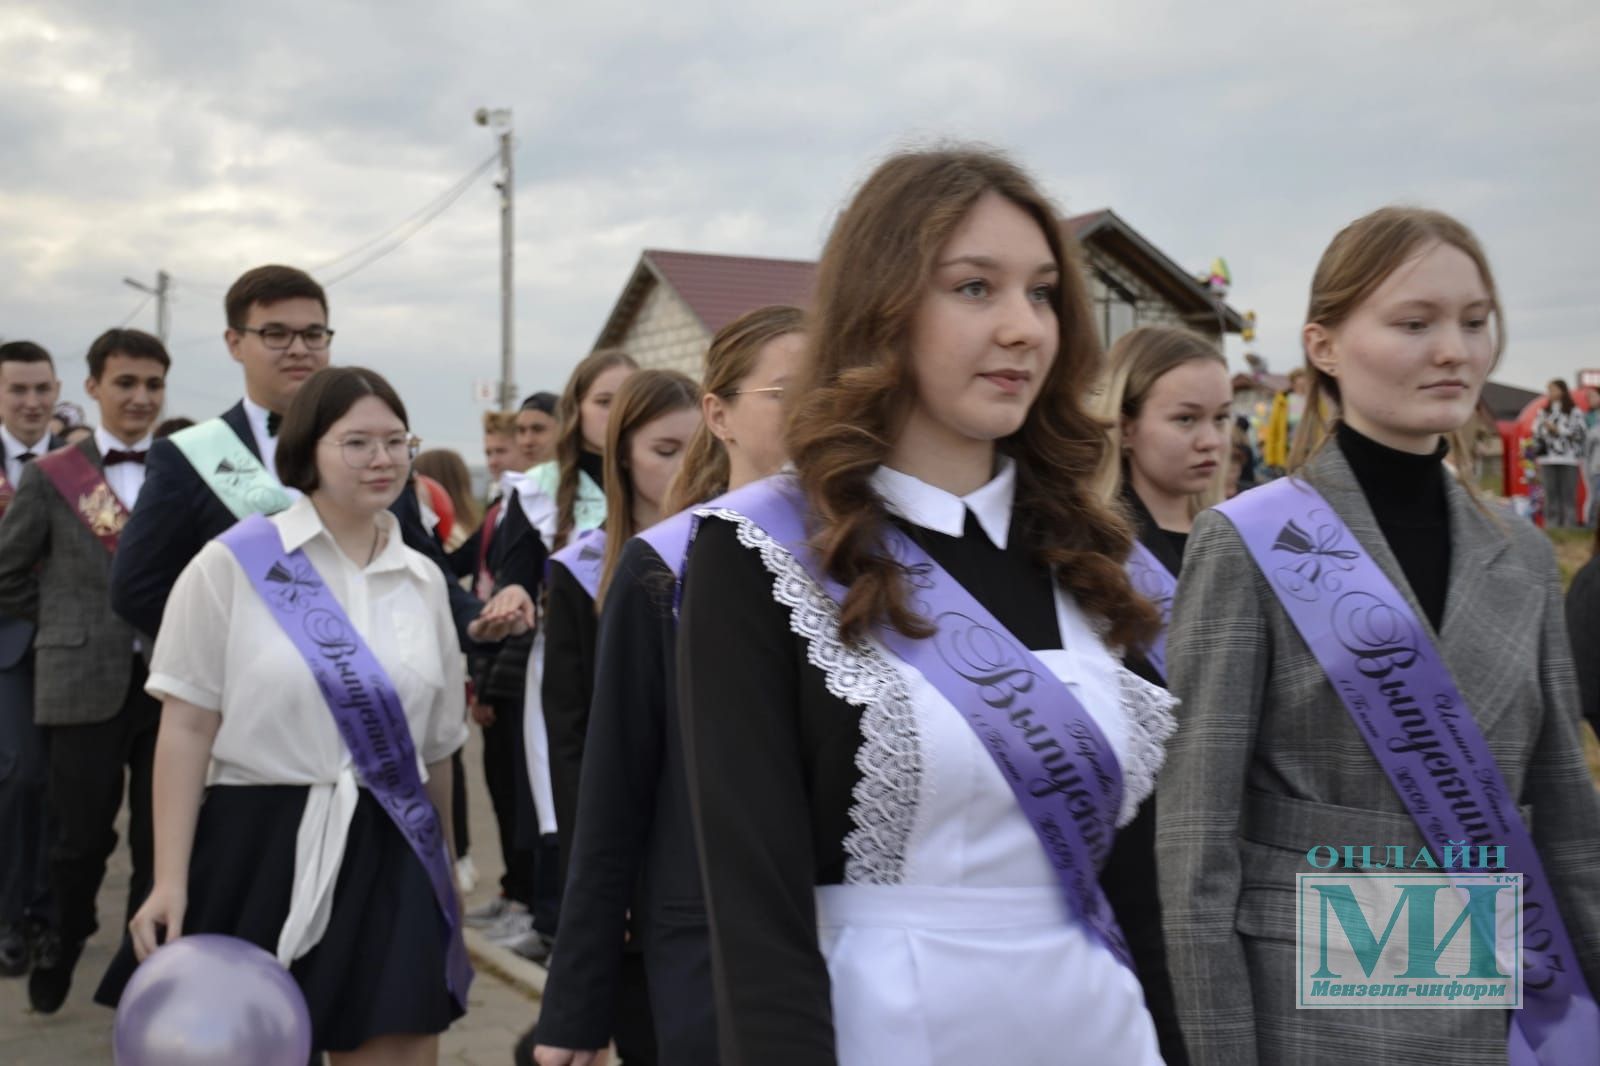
[96,783,464,1053]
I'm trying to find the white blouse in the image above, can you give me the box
[148,494,467,964]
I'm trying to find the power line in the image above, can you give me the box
[315,150,501,282]
[118,292,154,328]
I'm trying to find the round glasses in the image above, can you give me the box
[321,434,420,468]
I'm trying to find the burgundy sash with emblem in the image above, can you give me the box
[36,446,130,554]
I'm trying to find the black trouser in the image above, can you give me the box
[481,701,538,908]
[450,748,469,859]
[45,661,159,945]
[0,657,52,928]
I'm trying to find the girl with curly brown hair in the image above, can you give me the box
[676,146,1177,1066]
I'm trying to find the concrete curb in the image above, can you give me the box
[465,927,548,1001]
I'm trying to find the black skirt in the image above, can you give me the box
[96,783,464,1053]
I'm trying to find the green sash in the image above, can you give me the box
[523,460,605,536]
[170,417,291,519]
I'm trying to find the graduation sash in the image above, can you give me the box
[1218,477,1599,1065]
[697,476,1134,969]
[36,446,131,554]
[219,514,472,1009]
[171,417,290,519]
[1124,540,1176,681]
[547,527,606,601]
[0,467,13,519]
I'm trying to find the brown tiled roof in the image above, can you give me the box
[644,250,817,335]
[596,209,1242,347]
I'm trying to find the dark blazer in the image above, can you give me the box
[1565,552,1600,740]
[1158,445,1600,1065]
[536,536,716,1064]
[109,402,483,646]
[542,559,599,882]
[0,433,62,671]
[0,437,142,726]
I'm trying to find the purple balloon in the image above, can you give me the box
[114,934,312,1066]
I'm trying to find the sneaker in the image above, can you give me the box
[503,927,553,966]
[27,931,81,1014]
[484,909,536,946]
[455,855,480,896]
[0,923,28,978]
[463,895,515,929]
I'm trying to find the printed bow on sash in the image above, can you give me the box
[1218,477,1600,1066]
[37,446,130,554]
[694,476,1136,970]
[171,418,290,519]
[220,514,472,1009]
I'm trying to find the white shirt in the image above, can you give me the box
[240,395,280,474]
[147,495,468,964]
[93,427,151,510]
[2,422,48,488]
[871,456,1017,549]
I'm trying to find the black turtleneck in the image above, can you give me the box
[578,448,605,490]
[1335,422,1451,631]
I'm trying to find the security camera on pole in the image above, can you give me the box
[475,106,515,412]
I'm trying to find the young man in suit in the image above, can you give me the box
[109,264,531,649]
[0,341,62,979]
[0,329,168,1011]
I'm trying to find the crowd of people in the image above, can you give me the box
[0,144,1597,1066]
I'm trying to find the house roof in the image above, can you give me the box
[1481,380,1541,422]
[595,209,1244,347]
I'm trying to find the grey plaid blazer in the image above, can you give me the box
[1156,444,1600,1066]
[0,438,143,726]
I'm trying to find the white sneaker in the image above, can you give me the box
[464,896,516,929]
[455,856,480,896]
[485,908,536,945]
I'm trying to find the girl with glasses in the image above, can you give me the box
[528,306,804,1066]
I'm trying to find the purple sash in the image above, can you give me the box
[1124,540,1175,680]
[548,528,606,601]
[1218,478,1599,1065]
[696,477,1134,969]
[220,514,472,1009]
[635,509,695,581]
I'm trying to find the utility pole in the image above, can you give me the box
[122,270,171,343]
[475,107,515,411]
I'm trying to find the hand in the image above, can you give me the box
[533,1047,603,1066]
[470,700,497,727]
[468,584,536,642]
[129,882,187,961]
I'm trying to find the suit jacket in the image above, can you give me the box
[0,437,141,725]
[109,401,484,647]
[0,433,62,671]
[1157,445,1600,1065]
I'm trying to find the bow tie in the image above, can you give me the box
[266,412,282,438]
[104,450,146,466]
[17,452,36,464]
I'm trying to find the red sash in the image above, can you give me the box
[37,446,130,554]
[474,499,502,601]
[0,468,13,519]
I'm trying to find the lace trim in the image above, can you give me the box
[701,509,920,886]
[1115,666,1178,827]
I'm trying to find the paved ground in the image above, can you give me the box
[0,725,548,1065]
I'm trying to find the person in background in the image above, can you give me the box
[153,416,194,439]
[415,449,484,555]
[483,411,519,503]
[48,401,87,440]
[0,329,168,1013]
[1534,378,1586,528]
[62,425,94,446]
[1582,385,1600,527]
[0,340,62,980]
[1567,523,1600,739]
[517,392,559,469]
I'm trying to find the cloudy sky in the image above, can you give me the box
[3,0,1596,458]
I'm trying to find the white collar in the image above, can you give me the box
[241,396,277,446]
[94,427,152,458]
[274,494,418,577]
[1,422,47,461]
[870,456,1016,549]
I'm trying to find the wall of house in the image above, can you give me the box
[616,279,710,375]
[1083,246,1221,349]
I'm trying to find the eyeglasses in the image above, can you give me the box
[240,326,335,351]
[728,386,785,398]
[321,434,421,467]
